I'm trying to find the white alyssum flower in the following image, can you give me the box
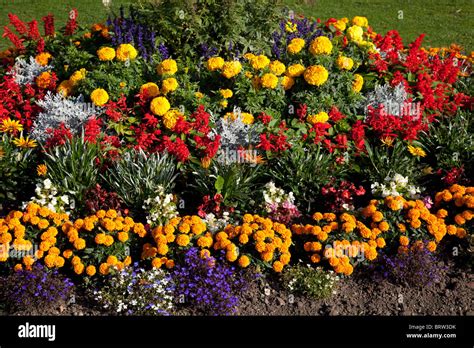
[142,185,178,227]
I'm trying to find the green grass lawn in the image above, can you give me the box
[0,0,473,51]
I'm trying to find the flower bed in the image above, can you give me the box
[0,1,472,316]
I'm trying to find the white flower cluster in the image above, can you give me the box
[93,266,174,315]
[203,212,231,234]
[263,181,296,211]
[287,266,338,297]
[142,186,178,226]
[371,173,421,199]
[8,56,53,86]
[23,178,75,213]
[31,92,100,143]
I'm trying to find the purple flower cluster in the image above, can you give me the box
[1,264,73,313]
[171,248,249,315]
[370,248,445,287]
[108,6,168,61]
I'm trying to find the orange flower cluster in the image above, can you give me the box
[0,203,69,271]
[434,184,473,239]
[292,211,381,275]
[62,209,146,276]
[143,215,208,269]
[215,214,292,272]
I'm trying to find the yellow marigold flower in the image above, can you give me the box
[162,109,181,129]
[399,236,409,246]
[151,257,162,268]
[219,89,233,99]
[336,56,354,70]
[116,43,138,61]
[176,234,190,247]
[13,136,37,149]
[157,58,178,75]
[36,71,51,89]
[235,255,250,268]
[73,238,86,250]
[261,73,279,89]
[286,63,305,77]
[372,211,384,222]
[97,46,115,61]
[379,221,390,232]
[106,255,118,265]
[237,112,253,125]
[352,74,364,92]
[310,254,321,263]
[118,231,129,243]
[14,263,23,272]
[287,38,305,54]
[84,265,96,276]
[38,219,49,230]
[426,241,437,252]
[44,254,56,268]
[99,263,109,275]
[195,91,204,99]
[334,19,346,31]
[251,55,270,70]
[37,164,48,177]
[90,88,109,106]
[352,16,369,27]
[140,82,160,98]
[157,243,169,255]
[150,96,171,116]
[162,77,179,94]
[347,25,364,42]
[454,214,465,225]
[70,69,86,85]
[307,111,329,125]
[309,36,333,55]
[35,52,52,66]
[104,235,114,246]
[57,80,73,97]
[407,145,426,157]
[272,260,284,272]
[281,76,295,90]
[269,60,286,76]
[207,56,225,71]
[164,259,174,269]
[376,237,386,248]
[222,60,242,79]
[304,65,329,86]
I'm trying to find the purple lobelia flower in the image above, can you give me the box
[171,248,253,315]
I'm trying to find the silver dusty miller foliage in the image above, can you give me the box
[31,92,101,143]
[8,56,53,86]
[209,109,259,152]
[363,83,407,118]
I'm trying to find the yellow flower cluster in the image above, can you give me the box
[214,214,292,272]
[143,215,208,269]
[140,82,160,98]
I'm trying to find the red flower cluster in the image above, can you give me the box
[0,75,45,130]
[64,9,78,36]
